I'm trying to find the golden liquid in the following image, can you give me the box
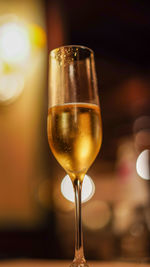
[47,103,102,181]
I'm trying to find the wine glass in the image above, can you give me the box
[47,45,102,267]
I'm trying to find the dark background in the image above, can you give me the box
[0,0,150,262]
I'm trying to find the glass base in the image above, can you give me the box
[70,259,89,267]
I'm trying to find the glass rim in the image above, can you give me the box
[49,45,94,58]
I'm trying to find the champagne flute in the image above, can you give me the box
[47,45,102,267]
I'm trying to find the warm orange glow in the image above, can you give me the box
[0,0,47,226]
[37,179,51,210]
[28,24,46,48]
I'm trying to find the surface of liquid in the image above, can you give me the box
[47,103,102,181]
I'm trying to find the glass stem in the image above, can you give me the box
[73,178,86,264]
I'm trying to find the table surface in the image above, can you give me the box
[0,260,149,267]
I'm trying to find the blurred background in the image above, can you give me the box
[0,0,150,262]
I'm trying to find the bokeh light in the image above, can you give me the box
[61,174,95,203]
[0,16,47,105]
[113,202,134,234]
[133,116,150,134]
[82,200,111,230]
[0,72,24,103]
[28,23,46,48]
[136,149,150,180]
[135,131,150,150]
[0,22,30,65]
